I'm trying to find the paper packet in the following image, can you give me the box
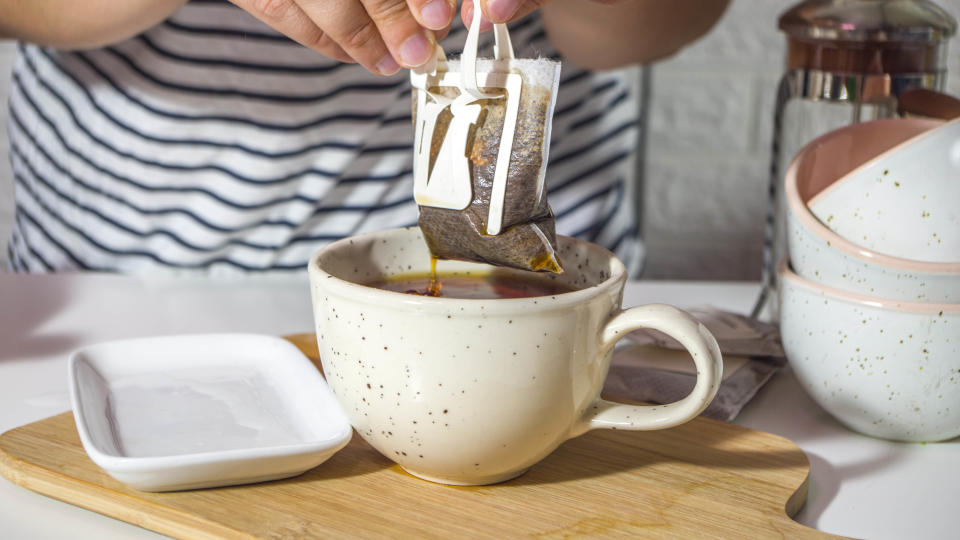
[410,11,563,272]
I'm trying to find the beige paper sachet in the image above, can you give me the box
[410,8,563,273]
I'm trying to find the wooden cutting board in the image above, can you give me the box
[0,334,830,539]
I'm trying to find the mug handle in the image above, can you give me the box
[570,304,723,437]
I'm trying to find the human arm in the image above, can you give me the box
[0,0,188,50]
[463,0,731,70]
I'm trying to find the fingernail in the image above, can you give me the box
[376,54,400,76]
[400,32,432,67]
[487,0,519,22]
[421,0,451,30]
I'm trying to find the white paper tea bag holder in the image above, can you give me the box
[410,7,522,235]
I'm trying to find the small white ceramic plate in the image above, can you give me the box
[68,333,351,492]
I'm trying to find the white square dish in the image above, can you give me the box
[68,333,352,492]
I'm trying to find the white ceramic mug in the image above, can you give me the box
[308,227,722,485]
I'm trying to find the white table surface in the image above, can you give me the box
[0,271,957,539]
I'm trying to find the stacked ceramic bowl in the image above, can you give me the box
[779,117,960,442]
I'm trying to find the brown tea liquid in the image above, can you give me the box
[426,256,441,297]
[369,269,576,299]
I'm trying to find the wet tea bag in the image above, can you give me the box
[410,8,563,273]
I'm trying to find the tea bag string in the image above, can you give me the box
[461,4,514,100]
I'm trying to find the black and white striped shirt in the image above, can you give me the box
[6,0,642,276]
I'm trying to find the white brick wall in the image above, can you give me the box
[1,0,959,277]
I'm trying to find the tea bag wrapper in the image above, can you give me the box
[411,13,563,273]
[607,308,787,422]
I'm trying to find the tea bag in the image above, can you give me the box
[410,9,563,273]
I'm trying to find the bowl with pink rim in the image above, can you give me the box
[778,258,960,442]
[785,117,960,303]
[807,117,960,263]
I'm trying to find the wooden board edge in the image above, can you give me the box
[778,471,836,538]
[0,416,252,540]
[785,469,810,519]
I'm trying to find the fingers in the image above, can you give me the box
[462,0,548,28]
[298,0,406,75]
[358,0,438,69]
[237,0,548,76]
[482,0,522,22]
[433,25,452,42]
[460,0,493,32]
[235,0,446,76]
[231,0,354,63]
[406,0,455,30]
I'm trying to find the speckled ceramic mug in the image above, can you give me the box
[308,227,722,485]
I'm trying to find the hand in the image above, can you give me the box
[229,0,457,75]
[460,0,625,31]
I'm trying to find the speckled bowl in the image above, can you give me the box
[779,259,960,442]
[808,117,960,263]
[785,118,960,302]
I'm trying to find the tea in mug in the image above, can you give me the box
[368,271,576,299]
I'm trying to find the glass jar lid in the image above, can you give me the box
[779,0,956,43]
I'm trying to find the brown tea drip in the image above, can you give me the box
[426,257,442,296]
[404,257,443,297]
